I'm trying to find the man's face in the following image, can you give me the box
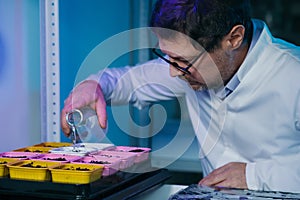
[158,35,225,91]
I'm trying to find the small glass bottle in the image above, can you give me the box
[66,106,107,143]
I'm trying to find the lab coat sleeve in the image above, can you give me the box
[246,88,300,193]
[86,58,187,109]
[246,153,300,193]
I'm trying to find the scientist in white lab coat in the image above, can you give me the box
[61,0,300,193]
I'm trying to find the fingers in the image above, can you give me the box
[198,162,247,189]
[89,84,107,129]
[61,107,71,137]
[61,80,107,137]
[95,96,107,129]
[199,166,227,186]
[61,93,74,137]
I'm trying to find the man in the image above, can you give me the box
[61,0,300,192]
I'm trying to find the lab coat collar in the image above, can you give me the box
[215,19,269,99]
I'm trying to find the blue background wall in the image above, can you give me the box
[59,0,137,144]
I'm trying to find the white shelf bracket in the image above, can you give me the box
[40,0,60,142]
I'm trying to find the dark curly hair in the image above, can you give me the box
[150,0,252,52]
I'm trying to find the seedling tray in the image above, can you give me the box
[50,163,104,184]
[0,165,170,200]
[0,158,19,177]
[33,142,73,148]
[13,146,54,153]
[8,160,61,181]
[72,156,121,176]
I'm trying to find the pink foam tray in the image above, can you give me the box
[32,153,82,163]
[0,152,42,160]
[90,151,137,169]
[72,156,121,176]
[105,146,151,163]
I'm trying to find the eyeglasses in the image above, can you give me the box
[152,48,204,76]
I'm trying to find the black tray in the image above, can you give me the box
[168,184,300,200]
[0,162,171,200]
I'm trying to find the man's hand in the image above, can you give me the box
[61,80,107,137]
[199,162,248,189]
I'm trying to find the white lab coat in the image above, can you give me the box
[88,19,300,192]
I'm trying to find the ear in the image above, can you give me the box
[224,25,245,50]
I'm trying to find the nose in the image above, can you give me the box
[170,65,180,77]
[169,59,184,77]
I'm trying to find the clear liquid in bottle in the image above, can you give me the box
[66,106,107,143]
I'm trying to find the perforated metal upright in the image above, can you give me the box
[40,0,60,142]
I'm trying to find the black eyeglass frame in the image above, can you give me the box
[152,48,205,76]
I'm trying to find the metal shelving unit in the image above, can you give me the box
[40,0,61,142]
